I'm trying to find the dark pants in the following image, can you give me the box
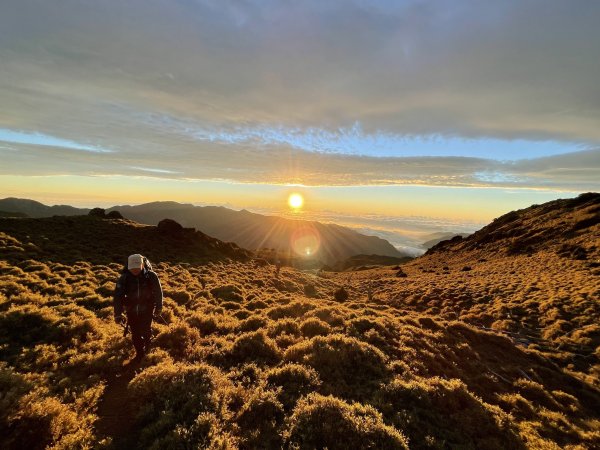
[127,308,153,356]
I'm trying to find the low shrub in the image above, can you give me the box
[237,316,268,333]
[284,393,408,449]
[165,289,192,305]
[417,316,441,331]
[303,283,317,297]
[237,388,284,448]
[496,393,536,420]
[299,317,331,338]
[376,376,522,450]
[333,287,349,302]
[129,362,230,447]
[264,363,321,410]
[4,389,95,450]
[229,331,282,366]
[0,363,33,435]
[266,301,315,320]
[245,299,268,311]
[189,312,238,336]
[153,322,201,359]
[283,334,389,398]
[347,317,395,339]
[513,378,562,411]
[267,318,301,338]
[187,313,220,335]
[210,285,244,302]
[220,301,241,311]
[0,305,61,350]
[227,363,262,387]
[0,281,28,298]
[309,307,345,327]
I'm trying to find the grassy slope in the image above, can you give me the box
[0,197,599,449]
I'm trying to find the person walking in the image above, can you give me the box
[114,254,163,361]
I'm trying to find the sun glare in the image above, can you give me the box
[288,193,304,209]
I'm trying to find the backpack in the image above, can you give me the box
[143,256,153,271]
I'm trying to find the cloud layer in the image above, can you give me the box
[2,137,598,191]
[1,0,599,190]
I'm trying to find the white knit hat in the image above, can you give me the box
[128,254,143,269]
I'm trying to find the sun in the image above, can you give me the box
[288,193,304,209]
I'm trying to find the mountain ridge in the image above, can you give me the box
[0,214,252,266]
[0,198,406,265]
[426,192,599,257]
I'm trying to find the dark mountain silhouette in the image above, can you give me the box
[0,210,28,218]
[0,198,405,264]
[0,214,251,266]
[107,202,404,265]
[0,197,89,217]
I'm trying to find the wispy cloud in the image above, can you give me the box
[0,129,111,153]
[0,1,598,190]
[2,136,598,191]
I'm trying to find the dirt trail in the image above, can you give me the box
[95,361,140,449]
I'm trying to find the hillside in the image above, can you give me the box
[0,197,89,217]
[0,198,406,265]
[107,202,404,265]
[420,232,470,249]
[0,215,251,265]
[0,211,28,218]
[0,195,599,449]
[426,192,599,257]
[339,193,599,367]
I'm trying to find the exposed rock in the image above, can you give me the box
[88,207,106,218]
[106,210,124,220]
[157,218,183,235]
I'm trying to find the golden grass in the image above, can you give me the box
[0,200,598,448]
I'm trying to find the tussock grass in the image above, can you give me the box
[0,202,599,448]
[284,393,409,449]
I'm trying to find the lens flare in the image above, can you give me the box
[288,193,304,209]
[290,226,321,257]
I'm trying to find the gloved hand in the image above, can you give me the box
[114,314,125,325]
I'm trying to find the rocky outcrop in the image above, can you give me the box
[157,218,184,235]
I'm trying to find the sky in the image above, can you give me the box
[1,0,599,237]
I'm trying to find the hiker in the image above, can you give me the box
[275,258,282,278]
[113,254,163,361]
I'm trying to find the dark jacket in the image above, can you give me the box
[114,268,163,317]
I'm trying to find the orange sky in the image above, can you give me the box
[0,174,582,224]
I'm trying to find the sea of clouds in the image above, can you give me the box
[249,207,484,257]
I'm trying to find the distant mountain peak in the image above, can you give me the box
[0,198,408,264]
